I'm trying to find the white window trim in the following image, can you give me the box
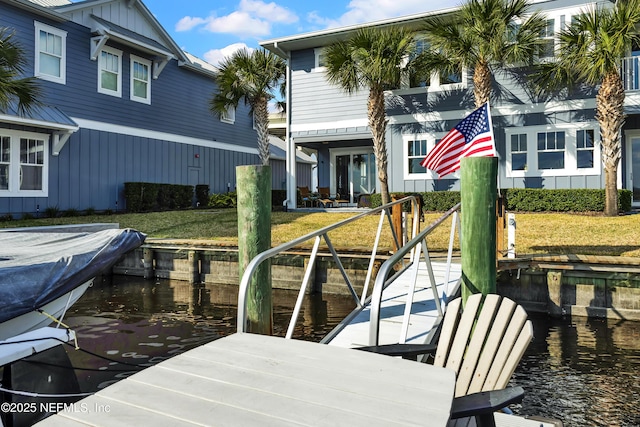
[0,129,49,197]
[505,123,601,178]
[98,46,122,97]
[221,106,236,124]
[402,133,456,180]
[34,21,66,84]
[130,54,151,104]
[313,48,326,71]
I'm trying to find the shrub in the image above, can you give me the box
[0,213,13,222]
[62,208,80,217]
[505,188,632,213]
[124,182,194,212]
[84,207,96,216]
[272,190,287,209]
[372,188,630,214]
[195,184,210,208]
[209,192,237,208]
[44,206,59,218]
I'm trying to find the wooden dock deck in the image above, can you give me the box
[324,260,462,348]
[35,333,456,427]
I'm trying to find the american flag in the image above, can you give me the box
[420,102,496,178]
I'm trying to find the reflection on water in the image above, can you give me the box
[63,275,357,392]
[26,276,640,426]
[513,314,640,427]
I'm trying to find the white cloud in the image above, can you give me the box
[310,0,458,29]
[175,0,298,38]
[239,0,298,24]
[204,11,272,37]
[203,43,254,66]
[175,16,207,32]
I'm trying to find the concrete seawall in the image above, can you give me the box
[113,241,640,321]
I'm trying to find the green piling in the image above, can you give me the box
[237,165,272,335]
[460,157,498,303]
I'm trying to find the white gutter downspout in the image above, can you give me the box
[274,41,295,211]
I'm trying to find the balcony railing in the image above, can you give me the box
[621,55,640,92]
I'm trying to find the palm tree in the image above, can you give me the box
[324,27,416,205]
[415,0,547,108]
[532,0,640,216]
[0,28,41,113]
[210,48,286,165]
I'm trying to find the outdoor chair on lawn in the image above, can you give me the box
[317,187,334,208]
[297,186,313,207]
[358,293,534,427]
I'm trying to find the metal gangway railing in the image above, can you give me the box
[237,197,461,344]
[368,202,461,346]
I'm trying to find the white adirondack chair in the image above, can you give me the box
[435,293,533,398]
[358,293,535,427]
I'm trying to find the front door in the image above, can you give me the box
[626,134,640,207]
[333,150,376,204]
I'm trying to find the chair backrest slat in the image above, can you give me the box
[444,294,483,375]
[433,297,462,368]
[481,306,528,392]
[455,294,501,396]
[435,294,533,398]
[493,319,533,390]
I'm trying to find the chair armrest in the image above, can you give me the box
[450,386,525,420]
[355,343,437,360]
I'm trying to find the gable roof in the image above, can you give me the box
[51,0,189,63]
[261,8,457,57]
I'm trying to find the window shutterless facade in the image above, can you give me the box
[403,135,444,180]
[130,55,151,104]
[537,130,565,170]
[0,130,48,196]
[34,22,66,84]
[506,124,600,178]
[98,46,122,97]
[221,106,236,124]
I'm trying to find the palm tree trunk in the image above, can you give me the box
[255,97,271,166]
[472,61,492,108]
[368,87,390,205]
[596,71,625,216]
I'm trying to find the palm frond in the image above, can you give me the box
[0,28,41,113]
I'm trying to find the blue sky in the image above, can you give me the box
[144,0,460,65]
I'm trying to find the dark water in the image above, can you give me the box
[512,314,640,427]
[10,276,640,426]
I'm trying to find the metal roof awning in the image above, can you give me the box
[89,15,174,78]
[0,103,79,156]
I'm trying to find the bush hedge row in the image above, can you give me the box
[208,190,287,210]
[370,188,632,213]
[124,182,193,212]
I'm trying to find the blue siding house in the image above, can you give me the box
[261,0,640,210]
[0,0,262,216]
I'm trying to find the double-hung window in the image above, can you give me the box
[34,22,66,84]
[407,139,429,174]
[221,106,236,124]
[98,47,122,97]
[537,131,565,170]
[0,131,48,196]
[130,55,151,104]
[576,129,595,169]
[539,18,556,60]
[510,134,528,171]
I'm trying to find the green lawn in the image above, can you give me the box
[2,208,639,257]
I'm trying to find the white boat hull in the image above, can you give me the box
[0,279,92,341]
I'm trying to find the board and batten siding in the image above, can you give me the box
[44,128,258,213]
